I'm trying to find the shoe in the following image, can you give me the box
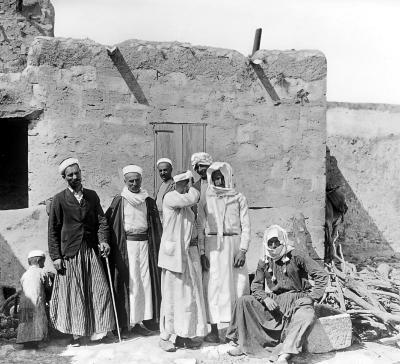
[228,347,245,357]
[204,331,220,343]
[175,336,202,350]
[132,324,153,337]
[159,338,176,352]
[119,328,130,340]
[70,339,80,347]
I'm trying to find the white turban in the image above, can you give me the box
[59,158,80,175]
[122,165,143,176]
[191,152,213,168]
[157,158,173,168]
[173,170,193,183]
[28,250,45,259]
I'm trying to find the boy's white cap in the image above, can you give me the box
[28,250,45,259]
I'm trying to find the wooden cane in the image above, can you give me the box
[104,256,122,343]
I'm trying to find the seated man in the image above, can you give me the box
[226,225,328,364]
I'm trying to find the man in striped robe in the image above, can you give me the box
[48,158,115,346]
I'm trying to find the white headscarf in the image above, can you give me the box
[191,152,213,168]
[206,161,237,197]
[263,225,295,281]
[59,158,80,175]
[263,225,294,261]
[173,170,193,183]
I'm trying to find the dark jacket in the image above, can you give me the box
[251,251,328,304]
[48,188,109,260]
[105,195,162,327]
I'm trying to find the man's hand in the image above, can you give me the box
[263,297,279,311]
[99,242,110,257]
[200,254,210,272]
[295,296,314,307]
[233,250,246,268]
[53,258,65,272]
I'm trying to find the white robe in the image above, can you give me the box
[124,199,152,326]
[198,192,251,323]
[158,188,207,338]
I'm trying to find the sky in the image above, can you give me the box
[52,0,400,104]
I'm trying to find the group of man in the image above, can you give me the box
[47,153,328,364]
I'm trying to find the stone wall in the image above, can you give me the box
[0,34,327,285]
[327,102,400,261]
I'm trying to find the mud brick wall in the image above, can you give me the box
[0,0,54,72]
[327,102,400,261]
[0,35,326,287]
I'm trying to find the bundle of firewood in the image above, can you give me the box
[323,262,400,342]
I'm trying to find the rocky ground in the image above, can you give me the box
[1,333,400,364]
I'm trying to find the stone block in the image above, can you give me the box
[304,304,352,353]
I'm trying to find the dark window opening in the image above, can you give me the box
[0,118,28,209]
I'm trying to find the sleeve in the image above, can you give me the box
[238,194,251,251]
[48,194,62,261]
[96,193,110,245]
[296,253,329,301]
[164,187,200,209]
[251,260,272,302]
[197,200,206,255]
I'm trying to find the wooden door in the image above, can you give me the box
[153,123,206,192]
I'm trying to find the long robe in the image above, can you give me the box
[106,196,162,329]
[198,191,251,323]
[17,266,48,343]
[158,188,207,338]
[226,251,328,356]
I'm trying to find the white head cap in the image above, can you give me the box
[157,158,173,168]
[59,158,80,175]
[122,165,143,176]
[28,250,45,259]
[173,170,193,183]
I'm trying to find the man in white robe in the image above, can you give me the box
[107,165,162,338]
[198,162,251,343]
[158,171,207,352]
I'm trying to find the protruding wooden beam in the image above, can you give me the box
[106,46,149,106]
[252,28,262,56]
[249,28,281,106]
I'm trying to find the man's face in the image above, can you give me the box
[124,172,142,193]
[63,164,82,190]
[267,237,281,250]
[211,170,225,188]
[158,162,172,182]
[196,164,209,180]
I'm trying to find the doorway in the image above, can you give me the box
[0,118,28,209]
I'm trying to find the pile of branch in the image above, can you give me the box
[324,262,400,341]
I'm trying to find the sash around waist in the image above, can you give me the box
[207,232,239,236]
[126,231,148,241]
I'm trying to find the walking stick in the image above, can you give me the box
[104,256,122,343]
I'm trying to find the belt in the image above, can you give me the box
[207,232,238,236]
[126,232,148,241]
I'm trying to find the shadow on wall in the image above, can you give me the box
[0,233,25,305]
[326,147,394,263]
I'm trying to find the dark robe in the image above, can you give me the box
[106,195,162,329]
[226,250,328,357]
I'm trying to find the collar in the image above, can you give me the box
[67,185,83,194]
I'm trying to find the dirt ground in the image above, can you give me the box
[2,334,400,364]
